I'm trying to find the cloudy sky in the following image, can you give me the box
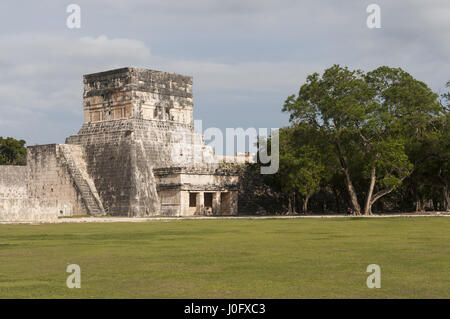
[0,0,449,146]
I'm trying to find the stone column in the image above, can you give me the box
[212,192,221,215]
[196,192,204,215]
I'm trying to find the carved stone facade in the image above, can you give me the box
[0,67,239,221]
[154,166,238,216]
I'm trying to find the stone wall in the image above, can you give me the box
[27,144,88,216]
[159,189,181,216]
[0,143,105,221]
[0,159,64,222]
[0,198,59,222]
[0,165,28,199]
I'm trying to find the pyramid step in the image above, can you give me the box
[60,145,105,216]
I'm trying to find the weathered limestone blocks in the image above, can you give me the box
[66,122,155,216]
[0,166,28,199]
[0,198,59,222]
[82,67,193,126]
[27,145,82,216]
[0,144,100,221]
[58,144,105,216]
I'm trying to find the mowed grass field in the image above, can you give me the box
[0,217,449,298]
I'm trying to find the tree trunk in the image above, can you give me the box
[432,197,438,211]
[287,192,297,215]
[364,167,376,215]
[343,167,361,215]
[369,176,407,214]
[302,195,310,214]
[293,192,297,214]
[335,140,361,215]
[288,195,292,215]
[332,186,341,213]
[416,200,425,213]
[443,185,450,212]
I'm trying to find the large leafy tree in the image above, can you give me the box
[398,79,450,212]
[0,137,27,165]
[420,80,450,211]
[261,126,326,214]
[283,65,441,215]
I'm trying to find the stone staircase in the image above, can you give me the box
[59,145,105,216]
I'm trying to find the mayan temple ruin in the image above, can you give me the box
[0,67,240,221]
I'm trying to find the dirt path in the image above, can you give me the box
[1,213,449,224]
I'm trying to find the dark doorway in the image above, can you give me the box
[189,192,197,207]
[204,193,213,208]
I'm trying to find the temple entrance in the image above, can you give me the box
[184,190,236,216]
[204,192,213,215]
[189,192,198,214]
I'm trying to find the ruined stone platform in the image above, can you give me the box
[0,67,240,222]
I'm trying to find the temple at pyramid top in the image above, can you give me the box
[82,67,194,126]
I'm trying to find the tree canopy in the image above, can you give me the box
[257,65,449,214]
[0,137,27,166]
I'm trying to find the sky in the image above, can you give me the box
[0,0,449,146]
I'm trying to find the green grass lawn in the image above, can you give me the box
[0,217,449,298]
